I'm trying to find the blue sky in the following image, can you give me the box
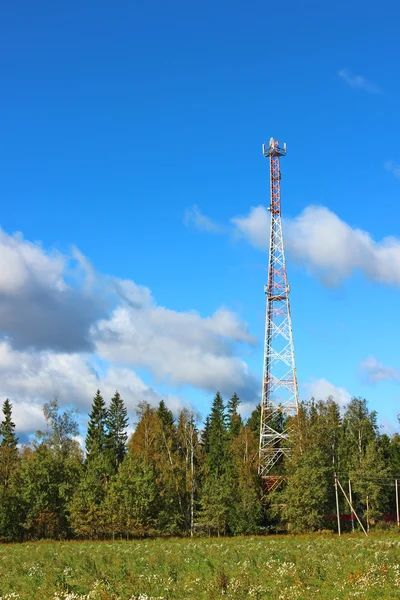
[1,0,400,437]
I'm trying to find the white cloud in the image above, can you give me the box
[184,205,222,233]
[384,160,400,180]
[360,355,400,383]
[338,68,383,94]
[11,401,46,436]
[0,227,259,438]
[238,401,258,418]
[92,304,257,397]
[0,341,184,434]
[232,205,400,287]
[0,228,107,352]
[0,229,65,293]
[304,377,352,407]
[231,205,269,251]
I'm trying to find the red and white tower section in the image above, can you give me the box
[259,138,299,481]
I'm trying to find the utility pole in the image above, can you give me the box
[258,138,299,485]
[396,479,400,528]
[334,474,341,536]
[336,476,368,536]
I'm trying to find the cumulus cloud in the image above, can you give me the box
[304,377,352,407]
[0,229,107,352]
[338,68,383,94]
[92,302,257,398]
[184,205,223,233]
[360,355,400,384]
[232,205,400,287]
[0,341,184,434]
[0,228,259,437]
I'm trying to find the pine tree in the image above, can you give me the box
[86,390,108,460]
[0,399,18,450]
[106,391,129,469]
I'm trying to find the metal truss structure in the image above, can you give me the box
[258,138,299,480]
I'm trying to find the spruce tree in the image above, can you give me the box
[0,399,20,532]
[247,404,261,440]
[202,415,211,454]
[106,391,129,469]
[227,392,242,439]
[206,392,227,477]
[157,400,174,431]
[0,399,18,450]
[86,390,108,460]
[199,393,231,534]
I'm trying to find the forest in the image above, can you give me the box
[0,391,400,542]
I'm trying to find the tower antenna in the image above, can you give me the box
[259,138,299,485]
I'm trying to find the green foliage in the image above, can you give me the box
[205,391,227,477]
[104,453,158,537]
[227,392,242,439]
[2,390,400,542]
[69,451,115,538]
[37,398,79,454]
[198,473,230,535]
[342,397,378,468]
[85,390,108,460]
[350,440,390,521]
[277,399,342,532]
[128,400,186,535]
[0,399,22,540]
[247,403,261,439]
[106,390,129,469]
[281,447,332,532]
[157,399,175,430]
[19,443,82,539]
[227,425,263,534]
[0,398,18,449]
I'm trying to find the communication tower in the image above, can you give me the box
[259,138,299,484]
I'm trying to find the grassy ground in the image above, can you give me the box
[1,534,400,599]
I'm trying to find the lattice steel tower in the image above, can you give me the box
[259,138,299,481]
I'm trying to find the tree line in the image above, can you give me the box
[0,391,400,541]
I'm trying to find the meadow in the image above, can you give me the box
[1,535,400,599]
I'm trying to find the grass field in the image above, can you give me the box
[1,535,400,599]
